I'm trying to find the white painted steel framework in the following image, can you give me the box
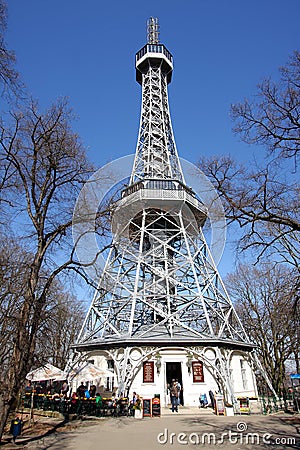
[130,43,183,184]
[78,199,249,344]
[73,18,274,400]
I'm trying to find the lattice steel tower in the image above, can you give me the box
[74,18,270,400]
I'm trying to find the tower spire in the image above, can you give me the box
[147,17,160,44]
[130,17,184,185]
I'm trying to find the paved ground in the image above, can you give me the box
[3,408,300,449]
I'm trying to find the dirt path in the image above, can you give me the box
[16,412,299,450]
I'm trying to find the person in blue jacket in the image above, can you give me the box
[199,392,208,408]
[10,414,23,443]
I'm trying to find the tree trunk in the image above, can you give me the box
[0,393,11,443]
[0,264,41,442]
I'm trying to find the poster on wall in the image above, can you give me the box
[143,361,154,383]
[192,361,204,382]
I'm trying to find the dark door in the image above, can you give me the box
[166,362,184,406]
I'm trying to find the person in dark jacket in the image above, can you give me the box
[77,382,86,398]
[209,389,215,409]
[10,415,23,443]
[89,384,96,398]
[170,380,180,412]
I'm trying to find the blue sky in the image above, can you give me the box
[5,0,300,277]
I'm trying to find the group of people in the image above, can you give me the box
[25,380,100,400]
[169,381,216,412]
[71,391,129,416]
[131,391,142,411]
[71,391,103,407]
[25,380,69,397]
[76,382,96,399]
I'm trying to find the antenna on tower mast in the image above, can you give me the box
[147,17,160,44]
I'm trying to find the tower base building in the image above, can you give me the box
[72,345,258,407]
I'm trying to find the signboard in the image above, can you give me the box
[143,361,154,383]
[290,374,300,389]
[143,399,151,417]
[214,394,225,415]
[238,397,250,414]
[152,396,161,417]
[192,361,204,383]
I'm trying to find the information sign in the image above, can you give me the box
[152,396,161,417]
[143,361,154,383]
[192,361,204,382]
[143,399,151,417]
[214,394,225,415]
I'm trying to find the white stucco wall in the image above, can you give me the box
[71,348,257,406]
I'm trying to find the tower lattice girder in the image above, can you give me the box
[79,186,249,345]
[73,17,276,401]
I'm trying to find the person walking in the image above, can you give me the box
[170,380,180,412]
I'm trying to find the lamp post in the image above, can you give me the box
[186,353,193,374]
[155,353,162,375]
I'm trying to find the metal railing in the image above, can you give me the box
[118,187,206,214]
[22,393,132,418]
[136,44,173,64]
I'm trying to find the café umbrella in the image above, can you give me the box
[69,362,114,382]
[26,363,67,382]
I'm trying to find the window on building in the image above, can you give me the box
[107,359,114,370]
[106,376,114,392]
[240,359,248,390]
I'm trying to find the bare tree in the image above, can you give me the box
[0,98,95,440]
[0,236,85,377]
[227,264,298,392]
[198,156,299,265]
[197,52,300,299]
[0,0,22,98]
[35,286,86,370]
[231,50,300,161]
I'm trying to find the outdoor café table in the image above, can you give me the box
[102,398,116,416]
